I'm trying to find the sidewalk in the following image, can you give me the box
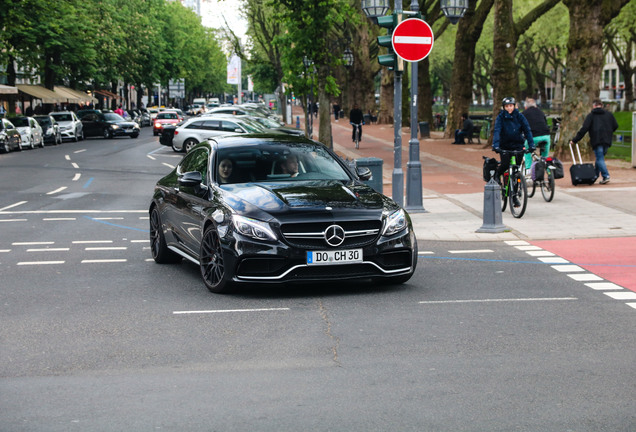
[294,107,636,241]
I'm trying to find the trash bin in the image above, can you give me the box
[363,113,371,124]
[160,124,176,147]
[419,121,430,138]
[356,157,383,193]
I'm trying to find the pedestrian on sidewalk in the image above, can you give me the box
[349,103,364,143]
[569,99,618,184]
[333,102,340,121]
[452,113,473,144]
[521,98,551,170]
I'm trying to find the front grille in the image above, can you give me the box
[288,263,382,279]
[281,220,382,249]
[236,257,287,276]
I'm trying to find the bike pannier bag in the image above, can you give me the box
[531,160,545,181]
[546,156,564,179]
[569,142,597,186]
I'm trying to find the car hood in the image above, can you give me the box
[56,121,74,127]
[220,180,394,219]
[15,126,31,134]
[108,120,138,127]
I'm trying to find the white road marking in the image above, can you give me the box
[43,217,76,221]
[47,187,67,195]
[27,248,70,252]
[139,216,149,220]
[0,249,11,253]
[515,245,542,251]
[173,308,291,315]
[130,239,149,243]
[604,292,636,300]
[0,219,27,222]
[65,155,71,160]
[584,282,624,290]
[162,163,175,169]
[418,251,434,255]
[551,265,585,272]
[147,155,156,160]
[92,217,124,220]
[538,257,569,264]
[13,241,55,246]
[81,259,127,263]
[17,261,65,266]
[0,210,146,215]
[74,149,86,153]
[568,273,603,282]
[448,249,493,254]
[72,173,81,181]
[505,240,529,246]
[85,247,127,251]
[525,250,555,257]
[627,303,636,310]
[419,297,577,304]
[71,162,79,169]
[72,240,113,244]
[0,201,27,212]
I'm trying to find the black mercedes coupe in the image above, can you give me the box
[149,134,417,293]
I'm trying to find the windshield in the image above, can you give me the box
[10,117,29,127]
[35,117,51,126]
[215,141,351,184]
[51,113,73,122]
[104,113,125,122]
[238,121,264,133]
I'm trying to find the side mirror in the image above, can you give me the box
[356,166,372,181]
[235,128,243,133]
[178,171,203,187]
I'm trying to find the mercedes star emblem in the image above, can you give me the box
[324,225,345,247]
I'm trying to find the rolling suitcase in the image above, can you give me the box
[569,142,597,186]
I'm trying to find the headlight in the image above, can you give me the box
[111,125,120,130]
[382,209,407,236]
[233,215,277,241]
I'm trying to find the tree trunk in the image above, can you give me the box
[317,83,333,148]
[491,0,518,125]
[559,0,631,158]
[378,68,394,124]
[446,0,494,138]
[418,58,433,126]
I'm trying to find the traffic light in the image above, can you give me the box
[376,13,403,72]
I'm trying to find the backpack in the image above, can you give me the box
[482,157,499,181]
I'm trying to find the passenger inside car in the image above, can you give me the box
[278,154,299,177]
[217,158,234,184]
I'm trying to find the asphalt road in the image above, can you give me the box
[1,128,635,431]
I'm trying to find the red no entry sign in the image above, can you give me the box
[392,18,434,62]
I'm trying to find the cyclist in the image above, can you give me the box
[492,96,535,207]
[521,98,550,172]
[349,103,364,144]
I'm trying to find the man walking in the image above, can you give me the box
[570,99,618,184]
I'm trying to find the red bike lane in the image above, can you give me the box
[531,237,636,292]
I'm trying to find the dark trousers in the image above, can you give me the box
[454,130,467,144]
[352,124,362,141]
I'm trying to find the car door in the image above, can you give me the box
[81,113,99,137]
[171,147,211,256]
[30,118,42,144]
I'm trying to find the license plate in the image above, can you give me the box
[306,249,363,265]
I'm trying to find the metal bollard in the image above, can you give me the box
[476,173,506,233]
[296,116,300,129]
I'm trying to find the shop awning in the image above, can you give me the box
[54,86,97,103]
[63,87,98,103]
[0,84,18,94]
[52,86,82,103]
[17,84,65,103]
[94,89,120,99]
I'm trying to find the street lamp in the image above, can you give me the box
[361,0,389,22]
[343,48,354,68]
[440,0,469,25]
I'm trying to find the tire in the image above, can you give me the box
[29,136,35,149]
[39,136,45,148]
[131,133,139,138]
[1,141,9,153]
[184,138,198,153]
[149,207,182,264]
[171,141,184,153]
[103,128,111,139]
[509,172,528,218]
[528,178,536,198]
[79,130,84,141]
[153,131,158,136]
[541,170,555,202]
[199,225,232,293]
[500,175,508,212]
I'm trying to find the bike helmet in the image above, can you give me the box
[502,97,516,107]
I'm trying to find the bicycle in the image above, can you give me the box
[351,122,362,149]
[496,149,528,218]
[526,141,555,202]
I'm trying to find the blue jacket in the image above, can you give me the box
[492,109,534,151]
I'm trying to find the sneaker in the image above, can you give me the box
[600,178,610,184]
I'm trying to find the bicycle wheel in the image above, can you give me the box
[528,178,537,197]
[509,171,528,218]
[541,169,555,202]
[500,175,508,212]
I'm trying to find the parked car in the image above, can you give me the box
[168,115,266,153]
[9,116,44,149]
[81,112,140,139]
[148,134,417,293]
[0,118,22,153]
[234,114,304,136]
[50,111,84,141]
[34,115,62,145]
[76,109,101,119]
[148,108,160,123]
[153,112,181,136]
[164,108,186,121]
[138,109,151,127]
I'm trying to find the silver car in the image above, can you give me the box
[170,115,264,153]
[50,111,84,142]
[9,116,44,149]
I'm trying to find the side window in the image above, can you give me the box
[177,148,209,186]
[84,114,96,122]
[221,121,240,132]
[202,120,221,130]
[186,121,204,129]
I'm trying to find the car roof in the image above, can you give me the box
[208,133,319,149]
